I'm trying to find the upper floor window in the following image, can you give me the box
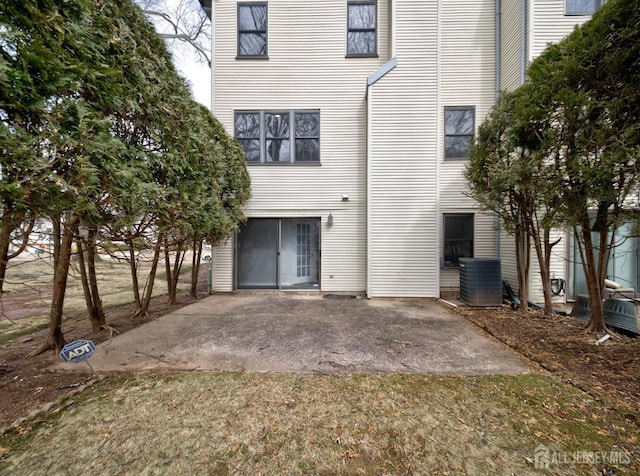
[347,1,377,56]
[237,2,267,58]
[235,110,320,164]
[444,106,475,160]
[565,0,602,15]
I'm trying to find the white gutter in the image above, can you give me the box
[520,0,527,85]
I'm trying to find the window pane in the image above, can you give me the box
[566,0,600,14]
[445,109,474,135]
[445,136,472,159]
[238,4,267,56]
[444,241,473,265]
[235,113,260,138]
[348,4,376,29]
[348,32,377,55]
[239,33,266,56]
[238,5,267,30]
[295,113,320,137]
[239,139,260,162]
[347,3,376,55]
[295,139,320,162]
[444,214,474,266]
[265,113,290,138]
[445,215,474,240]
[266,139,290,162]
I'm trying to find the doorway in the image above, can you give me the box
[236,218,320,289]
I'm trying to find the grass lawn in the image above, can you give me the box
[1,372,637,475]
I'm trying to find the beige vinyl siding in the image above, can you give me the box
[530,0,594,60]
[499,229,519,293]
[212,0,389,292]
[438,0,497,292]
[367,1,439,297]
[212,239,234,292]
[500,0,524,91]
[528,228,567,304]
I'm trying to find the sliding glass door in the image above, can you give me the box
[236,218,320,289]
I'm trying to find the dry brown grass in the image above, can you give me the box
[0,256,170,339]
[2,372,638,475]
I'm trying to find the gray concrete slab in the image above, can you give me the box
[59,294,531,375]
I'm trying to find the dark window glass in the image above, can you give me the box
[238,3,267,57]
[347,2,377,55]
[444,107,475,160]
[235,112,261,162]
[235,110,320,164]
[295,112,320,162]
[443,214,474,266]
[265,113,290,162]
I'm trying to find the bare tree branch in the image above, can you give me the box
[137,0,211,67]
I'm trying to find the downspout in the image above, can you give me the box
[389,0,396,58]
[436,0,442,294]
[210,0,215,111]
[520,0,527,85]
[495,0,501,259]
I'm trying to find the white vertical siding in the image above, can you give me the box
[530,0,594,59]
[438,0,497,292]
[367,1,439,297]
[212,0,389,292]
[497,0,596,303]
[500,0,524,91]
[212,239,234,292]
[528,228,567,304]
[500,229,519,292]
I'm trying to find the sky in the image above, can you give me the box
[171,42,212,108]
[142,0,212,109]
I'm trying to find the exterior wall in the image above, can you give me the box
[497,0,596,303]
[500,0,524,91]
[438,0,497,292]
[499,229,518,291]
[212,239,234,292]
[211,0,389,292]
[530,0,594,59]
[367,1,439,297]
[526,1,593,302]
[528,229,567,304]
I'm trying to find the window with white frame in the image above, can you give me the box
[237,2,267,58]
[443,213,474,267]
[347,1,377,56]
[444,106,475,160]
[235,110,320,164]
[566,0,601,15]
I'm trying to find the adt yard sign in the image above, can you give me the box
[59,340,96,363]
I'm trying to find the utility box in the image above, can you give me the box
[459,258,502,307]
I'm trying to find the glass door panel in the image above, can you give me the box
[280,219,320,289]
[236,219,278,288]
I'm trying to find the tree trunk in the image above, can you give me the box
[531,226,556,316]
[76,235,99,331]
[28,214,80,357]
[0,215,14,295]
[138,233,163,317]
[126,237,142,310]
[86,226,105,326]
[164,237,175,304]
[190,238,202,298]
[514,226,530,310]
[578,227,606,333]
